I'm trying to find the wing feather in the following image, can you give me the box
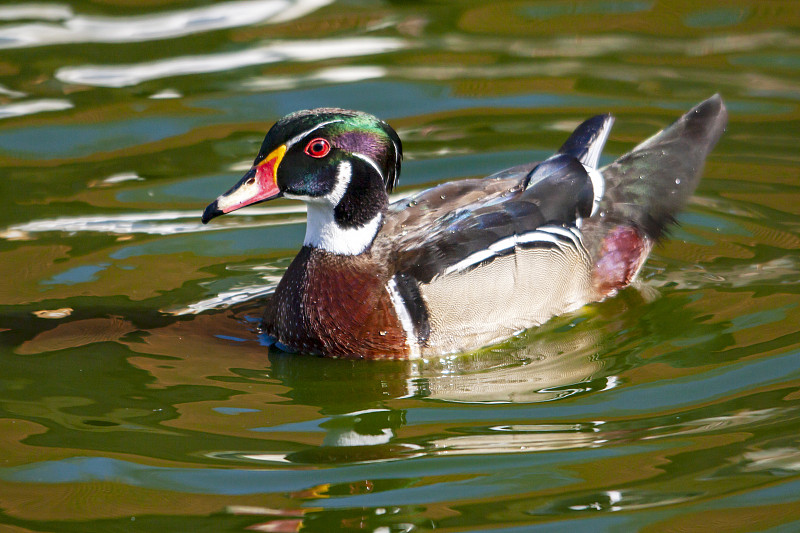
[381,156,594,283]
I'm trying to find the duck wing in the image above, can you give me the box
[556,113,614,169]
[383,154,595,284]
[382,110,614,243]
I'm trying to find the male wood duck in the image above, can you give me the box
[202,95,727,359]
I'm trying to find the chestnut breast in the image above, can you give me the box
[264,246,410,359]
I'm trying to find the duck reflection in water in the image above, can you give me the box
[15,277,738,463]
[259,307,608,466]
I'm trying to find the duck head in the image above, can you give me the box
[202,108,402,255]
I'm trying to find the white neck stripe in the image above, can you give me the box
[304,209,382,255]
[299,160,381,255]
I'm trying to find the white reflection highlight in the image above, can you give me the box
[0,98,72,119]
[242,65,388,91]
[644,408,785,440]
[431,431,602,454]
[1,191,414,239]
[100,171,144,185]
[149,89,182,99]
[165,282,279,316]
[236,454,292,464]
[0,0,332,49]
[438,31,800,59]
[0,4,72,21]
[56,38,405,87]
[743,447,800,473]
[0,83,26,98]
[0,207,307,238]
[326,427,394,447]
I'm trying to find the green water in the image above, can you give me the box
[2,1,800,531]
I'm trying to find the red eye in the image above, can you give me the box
[304,138,331,158]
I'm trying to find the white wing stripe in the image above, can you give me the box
[445,249,497,274]
[443,227,585,275]
[488,235,518,252]
[537,225,583,248]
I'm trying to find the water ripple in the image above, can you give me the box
[0,4,72,22]
[0,98,72,119]
[56,37,406,87]
[0,0,332,49]
[0,191,416,240]
[0,207,305,239]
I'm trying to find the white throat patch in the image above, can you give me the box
[289,160,382,255]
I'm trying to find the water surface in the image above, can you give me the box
[2,1,800,531]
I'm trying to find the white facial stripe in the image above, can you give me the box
[389,136,400,164]
[284,159,351,205]
[387,277,419,357]
[299,160,381,255]
[326,159,351,205]
[386,124,401,178]
[286,119,345,149]
[352,152,385,181]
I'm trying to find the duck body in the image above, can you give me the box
[202,96,727,359]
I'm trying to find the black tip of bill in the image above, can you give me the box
[201,200,222,224]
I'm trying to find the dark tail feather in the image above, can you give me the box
[558,114,615,169]
[597,94,728,239]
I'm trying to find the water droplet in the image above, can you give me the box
[675,178,681,185]
[440,195,446,200]
[379,330,387,336]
